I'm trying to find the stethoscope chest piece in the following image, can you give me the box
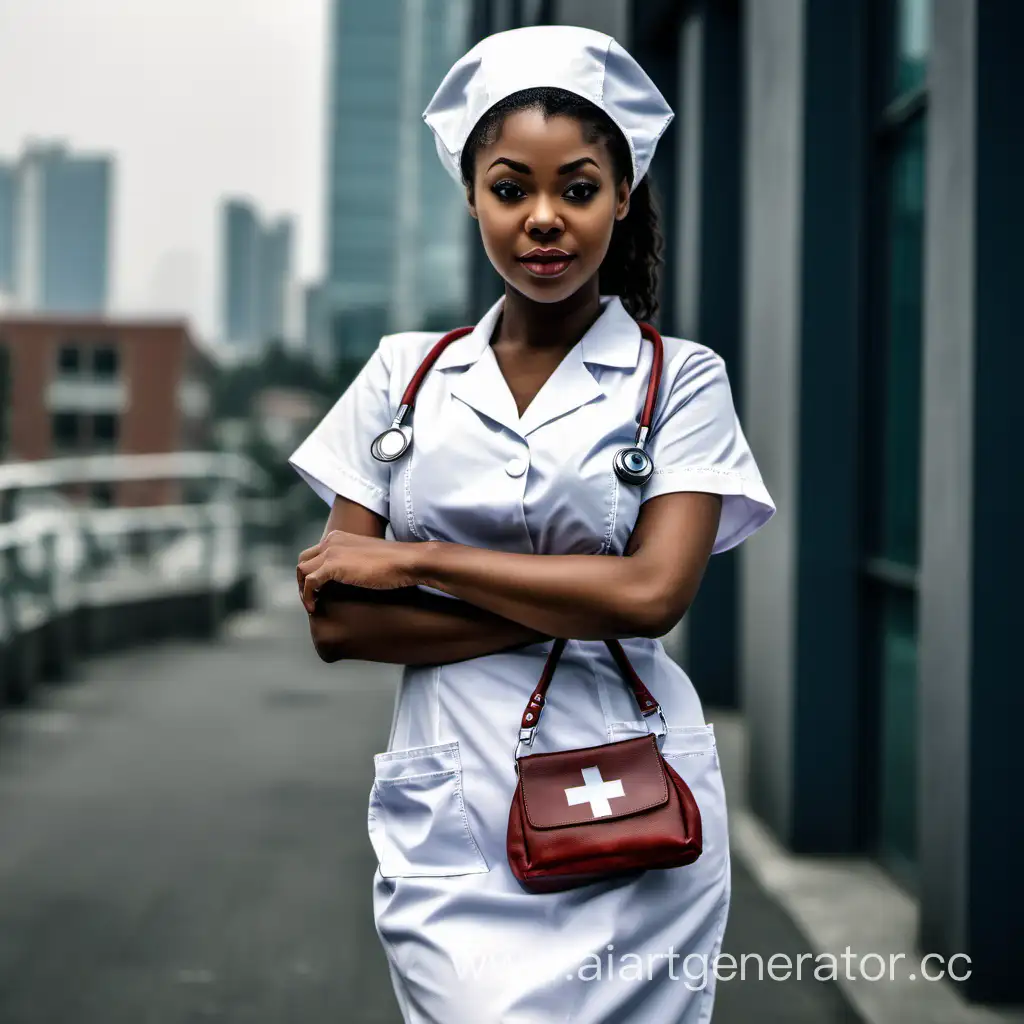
[613,446,654,485]
[371,426,411,462]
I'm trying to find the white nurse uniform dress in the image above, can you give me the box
[288,292,776,1024]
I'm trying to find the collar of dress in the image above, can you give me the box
[433,293,643,371]
[430,294,645,438]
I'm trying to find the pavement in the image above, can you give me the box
[0,562,862,1023]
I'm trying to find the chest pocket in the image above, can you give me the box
[368,741,490,878]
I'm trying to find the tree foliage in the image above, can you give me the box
[210,338,344,420]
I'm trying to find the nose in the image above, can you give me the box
[526,192,562,236]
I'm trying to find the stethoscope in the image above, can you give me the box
[371,319,665,485]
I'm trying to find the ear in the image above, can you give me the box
[466,185,478,221]
[615,178,630,222]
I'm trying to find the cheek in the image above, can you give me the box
[477,212,518,262]
[575,223,615,270]
[574,199,618,254]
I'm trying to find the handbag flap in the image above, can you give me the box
[517,734,669,829]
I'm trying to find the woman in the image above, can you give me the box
[290,25,775,1024]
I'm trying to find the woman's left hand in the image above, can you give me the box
[297,531,426,612]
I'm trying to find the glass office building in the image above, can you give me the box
[222,199,261,348]
[411,0,471,330]
[258,218,293,344]
[9,143,110,314]
[323,0,470,364]
[221,200,294,351]
[325,3,403,314]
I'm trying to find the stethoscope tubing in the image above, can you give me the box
[371,319,665,484]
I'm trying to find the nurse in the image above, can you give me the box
[290,24,775,1024]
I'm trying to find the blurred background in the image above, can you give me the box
[0,1,1020,1022]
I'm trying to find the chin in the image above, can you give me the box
[504,269,589,305]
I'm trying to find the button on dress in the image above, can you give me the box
[289,294,776,1023]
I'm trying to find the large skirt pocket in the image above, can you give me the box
[368,740,489,878]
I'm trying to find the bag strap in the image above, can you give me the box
[516,639,665,758]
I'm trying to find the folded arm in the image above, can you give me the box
[300,489,723,648]
[310,582,549,665]
[304,498,549,664]
[412,489,722,639]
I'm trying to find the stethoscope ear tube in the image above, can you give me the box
[371,320,665,484]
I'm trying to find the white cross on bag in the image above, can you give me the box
[564,766,626,818]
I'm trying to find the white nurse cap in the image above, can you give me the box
[422,25,674,194]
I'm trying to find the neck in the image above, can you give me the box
[494,277,603,353]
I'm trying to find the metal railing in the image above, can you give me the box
[0,451,292,705]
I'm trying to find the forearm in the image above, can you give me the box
[309,583,549,665]
[413,542,665,640]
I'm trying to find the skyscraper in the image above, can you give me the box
[323,2,404,361]
[220,199,294,351]
[406,0,471,330]
[8,142,111,314]
[259,218,293,343]
[302,280,329,366]
[322,0,470,364]
[222,200,260,348]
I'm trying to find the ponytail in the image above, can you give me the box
[599,175,664,323]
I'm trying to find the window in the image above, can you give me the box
[51,412,81,450]
[57,344,81,375]
[92,413,119,450]
[860,0,930,889]
[91,482,114,507]
[92,345,119,378]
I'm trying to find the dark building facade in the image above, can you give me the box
[468,0,1022,1006]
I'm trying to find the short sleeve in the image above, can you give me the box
[640,347,776,554]
[287,335,395,517]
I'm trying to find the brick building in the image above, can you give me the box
[0,316,212,504]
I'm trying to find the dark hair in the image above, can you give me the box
[459,87,664,323]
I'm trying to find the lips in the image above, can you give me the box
[517,249,576,278]
[517,248,574,262]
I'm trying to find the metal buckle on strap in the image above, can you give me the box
[514,725,537,767]
[642,703,670,747]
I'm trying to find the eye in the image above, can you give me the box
[491,180,525,202]
[489,180,600,203]
[564,181,599,203]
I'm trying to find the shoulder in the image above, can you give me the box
[375,330,454,373]
[654,333,730,389]
[639,332,737,434]
[375,330,446,362]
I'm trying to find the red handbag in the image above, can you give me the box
[506,638,703,893]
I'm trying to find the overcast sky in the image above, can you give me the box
[0,0,327,339]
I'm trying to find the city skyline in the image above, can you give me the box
[0,0,327,340]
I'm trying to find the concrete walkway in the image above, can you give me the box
[0,568,860,1023]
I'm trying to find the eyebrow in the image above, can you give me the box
[486,156,601,175]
